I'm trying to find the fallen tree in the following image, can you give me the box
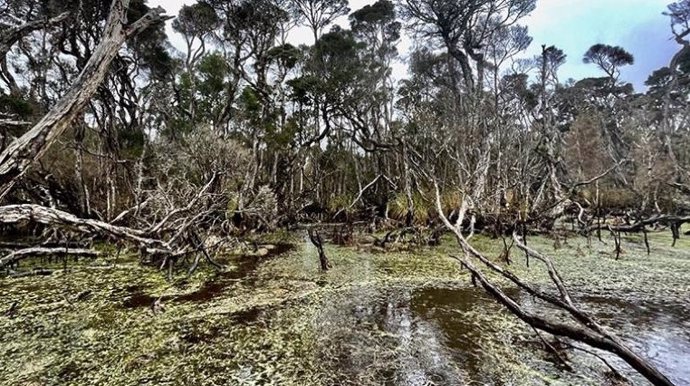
[0,0,170,201]
[0,173,226,275]
[432,181,676,386]
[0,247,101,269]
[0,204,169,252]
[0,0,229,277]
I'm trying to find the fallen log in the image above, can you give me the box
[432,182,675,386]
[0,247,100,268]
[457,255,674,386]
[587,215,690,233]
[0,204,169,251]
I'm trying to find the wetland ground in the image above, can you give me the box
[1,230,689,385]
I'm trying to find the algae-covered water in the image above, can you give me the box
[1,230,689,385]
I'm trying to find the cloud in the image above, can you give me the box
[522,0,673,90]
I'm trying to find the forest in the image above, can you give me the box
[1,0,689,385]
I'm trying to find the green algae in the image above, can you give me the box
[0,230,688,385]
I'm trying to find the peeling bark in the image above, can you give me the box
[0,204,169,251]
[0,0,170,201]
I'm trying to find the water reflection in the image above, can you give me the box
[380,289,466,386]
[314,285,690,385]
[313,286,508,385]
[577,294,690,385]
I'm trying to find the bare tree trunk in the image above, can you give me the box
[460,256,675,386]
[308,229,330,271]
[0,0,170,201]
[1,247,100,269]
[0,204,168,251]
[402,143,415,226]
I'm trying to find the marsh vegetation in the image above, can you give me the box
[2,231,689,385]
[2,0,690,384]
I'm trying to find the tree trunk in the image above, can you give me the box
[0,204,169,251]
[1,247,100,269]
[0,0,170,201]
[308,229,330,271]
[461,257,675,386]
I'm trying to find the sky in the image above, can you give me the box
[149,0,679,91]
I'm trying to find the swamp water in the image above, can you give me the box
[1,232,689,385]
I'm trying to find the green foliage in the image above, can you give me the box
[389,192,431,224]
[172,1,220,36]
[350,0,401,57]
[0,94,34,118]
[287,75,321,105]
[222,0,289,43]
[196,53,230,115]
[117,125,146,158]
[646,48,690,97]
[596,187,639,210]
[440,191,463,214]
[238,86,261,117]
[266,117,300,147]
[326,194,354,214]
[267,43,302,70]
[236,86,278,135]
[583,44,635,69]
[311,27,366,93]
[288,0,350,39]
[665,0,690,30]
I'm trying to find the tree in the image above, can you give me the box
[0,0,170,201]
[0,1,688,383]
[289,0,350,43]
[583,43,634,82]
[666,0,690,39]
[400,0,536,93]
[349,0,400,129]
[172,1,221,124]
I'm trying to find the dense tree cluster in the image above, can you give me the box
[1,0,688,234]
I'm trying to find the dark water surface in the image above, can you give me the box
[315,284,690,385]
[122,243,294,308]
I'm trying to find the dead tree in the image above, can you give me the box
[587,214,690,248]
[308,228,330,271]
[0,204,170,259]
[1,247,100,270]
[458,254,674,386]
[0,170,223,273]
[0,0,170,201]
[432,183,675,386]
